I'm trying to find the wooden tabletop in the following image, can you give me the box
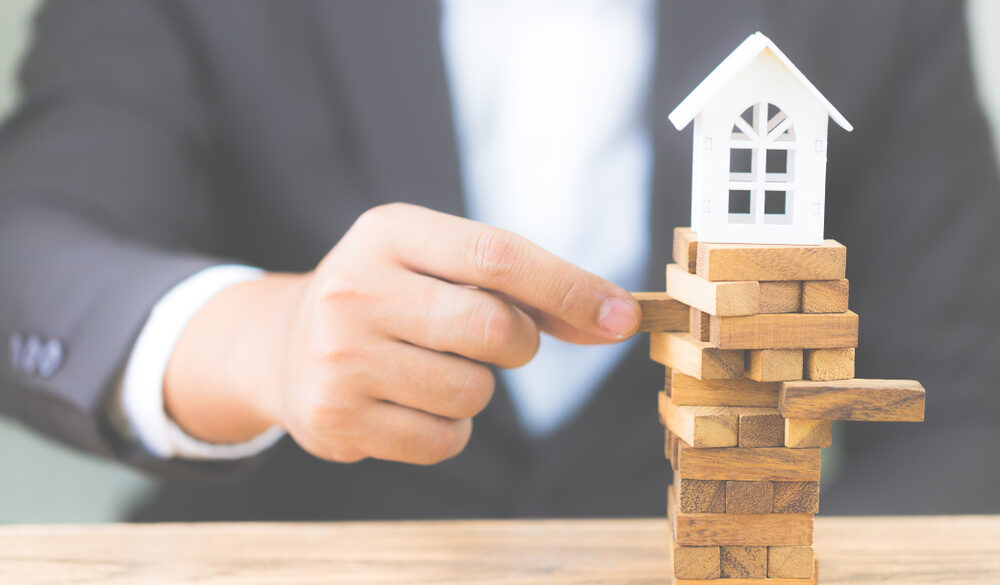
[2,516,998,584]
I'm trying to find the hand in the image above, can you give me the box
[163,203,640,465]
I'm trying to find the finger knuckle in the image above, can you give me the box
[468,228,520,284]
[453,364,495,418]
[471,299,518,354]
[418,419,471,465]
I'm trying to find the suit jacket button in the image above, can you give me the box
[37,339,64,379]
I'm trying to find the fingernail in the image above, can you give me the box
[598,297,638,338]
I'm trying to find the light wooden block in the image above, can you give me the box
[710,312,859,350]
[771,482,820,514]
[633,292,689,332]
[673,545,722,580]
[803,348,855,381]
[674,571,817,585]
[802,279,849,313]
[690,308,711,342]
[696,240,846,282]
[659,392,739,448]
[746,349,803,382]
[768,546,816,579]
[758,281,802,313]
[675,443,821,482]
[737,408,785,447]
[670,372,780,408]
[651,332,745,380]
[670,485,813,546]
[721,546,767,579]
[725,481,774,514]
[674,227,699,273]
[784,419,832,448]
[665,264,759,316]
[675,476,726,513]
[668,431,679,471]
[779,379,926,422]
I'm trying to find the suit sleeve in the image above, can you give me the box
[0,0,256,476]
[820,1,1000,513]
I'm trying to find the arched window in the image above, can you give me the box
[728,102,795,225]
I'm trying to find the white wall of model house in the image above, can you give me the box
[670,33,853,245]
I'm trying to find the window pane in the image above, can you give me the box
[764,191,786,215]
[729,190,752,214]
[766,149,788,174]
[730,148,753,173]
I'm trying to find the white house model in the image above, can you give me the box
[668,32,853,245]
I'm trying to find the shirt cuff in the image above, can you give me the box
[117,264,285,460]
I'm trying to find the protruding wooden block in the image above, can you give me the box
[768,546,816,579]
[674,227,699,273]
[737,408,785,447]
[676,476,726,513]
[758,281,802,313]
[803,348,855,381]
[726,481,774,514]
[772,482,820,514]
[670,485,813,546]
[690,308,711,342]
[670,372,780,408]
[668,431,680,471]
[651,332,745,379]
[746,349,803,382]
[802,279,849,313]
[673,545,722,580]
[659,392,739,448]
[780,379,926,422]
[784,419,832,448]
[696,240,846,282]
[666,264,759,316]
[675,443,821,482]
[721,546,768,579]
[710,312,859,350]
[633,292,689,332]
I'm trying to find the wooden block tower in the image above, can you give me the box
[632,32,927,583]
[634,229,924,583]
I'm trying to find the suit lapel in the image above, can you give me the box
[307,0,466,218]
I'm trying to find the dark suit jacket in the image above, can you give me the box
[1,0,998,520]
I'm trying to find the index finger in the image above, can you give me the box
[370,203,640,343]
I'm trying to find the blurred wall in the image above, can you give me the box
[0,1,998,523]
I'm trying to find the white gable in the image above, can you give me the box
[668,32,852,132]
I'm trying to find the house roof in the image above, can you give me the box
[668,32,853,132]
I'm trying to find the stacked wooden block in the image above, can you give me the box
[634,227,925,585]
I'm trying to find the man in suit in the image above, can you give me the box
[1,0,998,521]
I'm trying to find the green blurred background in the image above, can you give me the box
[1,1,999,523]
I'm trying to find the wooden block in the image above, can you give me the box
[710,312,859,350]
[673,545,721,580]
[675,476,726,513]
[696,240,846,282]
[670,371,780,408]
[689,308,711,342]
[779,379,926,422]
[784,419,832,448]
[771,482,820,514]
[650,332,744,380]
[659,392,739,448]
[746,350,803,382]
[803,348,855,381]
[674,571,816,585]
[758,281,802,313]
[670,485,813,546]
[674,227,699,273]
[725,481,774,514]
[632,292,689,332]
[737,408,785,447]
[802,279,849,313]
[768,546,815,579]
[721,546,767,579]
[676,443,821,482]
[665,264,759,316]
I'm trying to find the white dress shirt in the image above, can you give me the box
[119,0,656,458]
